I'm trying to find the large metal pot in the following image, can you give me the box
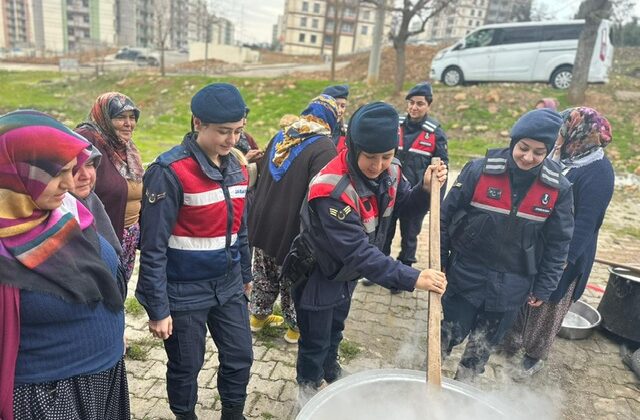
[296,369,511,419]
[598,267,640,342]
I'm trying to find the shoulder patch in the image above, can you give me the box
[146,190,167,204]
[329,205,352,221]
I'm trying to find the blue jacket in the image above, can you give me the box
[441,149,574,311]
[295,152,432,310]
[549,157,614,302]
[396,115,449,188]
[136,134,252,321]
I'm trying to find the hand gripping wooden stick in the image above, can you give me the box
[426,157,442,387]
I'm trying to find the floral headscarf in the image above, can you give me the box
[0,110,123,420]
[77,92,143,182]
[553,107,612,162]
[268,95,339,182]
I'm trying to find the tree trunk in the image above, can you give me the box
[161,47,166,77]
[394,42,406,93]
[567,0,612,104]
[367,1,385,85]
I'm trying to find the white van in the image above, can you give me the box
[430,20,613,89]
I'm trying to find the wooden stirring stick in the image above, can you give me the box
[426,157,442,387]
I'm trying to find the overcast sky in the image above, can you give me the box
[215,0,640,44]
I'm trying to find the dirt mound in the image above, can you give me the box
[259,50,324,65]
[293,44,444,84]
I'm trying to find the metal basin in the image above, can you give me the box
[558,300,601,340]
[296,369,511,420]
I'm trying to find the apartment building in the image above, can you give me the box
[281,0,390,56]
[421,0,532,43]
[0,0,32,50]
[210,16,234,46]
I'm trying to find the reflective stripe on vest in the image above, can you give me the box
[308,150,400,234]
[169,157,247,251]
[398,126,436,157]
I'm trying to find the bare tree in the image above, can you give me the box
[363,0,453,93]
[329,1,348,81]
[154,0,172,77]
[567,0,612,104]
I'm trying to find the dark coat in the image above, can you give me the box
[295,158,431,310]
[441,149,574,311]
[248,135,336,265]
[136,135,252,321]
[549,157,614,302]
[396,115,449,187]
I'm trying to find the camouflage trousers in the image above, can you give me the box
[249,247,297,329]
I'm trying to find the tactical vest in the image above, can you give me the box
[451,149,561,275]
[396,117,439,185]
[302,149,401,281]
[164,154,248,281]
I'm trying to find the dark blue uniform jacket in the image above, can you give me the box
[441,149,574,311]
[297,166,431,311]
[136,134,252,321]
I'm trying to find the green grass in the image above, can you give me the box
[1,51,638,172]
[124,297,145,317]
[339,339,361,363]
[125,343,147,361]
[261,413,276,419]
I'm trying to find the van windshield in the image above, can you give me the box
[464,29,495,49]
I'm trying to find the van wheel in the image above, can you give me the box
[551,66,573,89]
[442,67,464,87]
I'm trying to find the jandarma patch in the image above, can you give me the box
[146,191,166,203]
[329,205,351,220]
[533,206,551,214]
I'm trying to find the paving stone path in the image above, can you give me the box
[125,172,640,420]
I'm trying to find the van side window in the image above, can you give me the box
[495,27,542,45]
[541,24,584,41]
[464,29,495,49]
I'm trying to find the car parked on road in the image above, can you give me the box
[430,20,613,89]
[115,47,159,66]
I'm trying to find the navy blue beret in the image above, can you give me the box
[405,82,433,100]
[322,84,349,100]
[510,108,563,154]
[348,102,399,153]
[191,83,246,124]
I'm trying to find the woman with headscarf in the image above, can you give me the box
[535,97,560,111]
[502,107,614,376]
[281,102,448,407]
[75,92,144,282]
[62,143,126,298]
[0,110,128,420]
[439,108,575,382]
[248,94,339,344]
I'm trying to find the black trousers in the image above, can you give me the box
[294,298,351,386]
[383,212,425,265]
[163,293,253,415]
[441,292,518,374]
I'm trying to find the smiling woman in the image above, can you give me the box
[75,92,144,283]
[0,110,128,420]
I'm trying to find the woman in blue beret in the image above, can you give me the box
[281,102,448,408]
[136,83,253,420]
[440,108,575,381]
[502,107,614,376]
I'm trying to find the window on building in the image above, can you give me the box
[324,34,333,45]
[299,33,306,42]
[301,17,307,27]
[312,18,319,28]
[310,34,317,43]
[478,10,483,17]
[363,10,371,20]
[361,25,368,35]
[313,2,320,13]
[447,17,454,25]
[476,21,481,26]
[344,7,356,18]
[432,29,437,37]
[342,22,354,33]
[302,1,309,12]
[326,20,334,31]
[468,20,473,26]
[328,6,334,15]
[470,9,475,16]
